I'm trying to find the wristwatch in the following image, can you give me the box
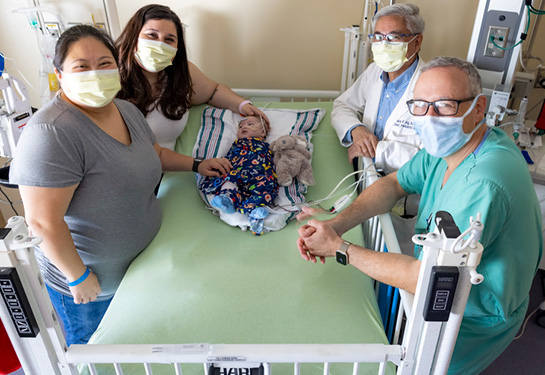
[192,158,203,173]
[336,240,352,266]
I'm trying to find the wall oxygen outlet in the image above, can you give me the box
[484,26,510,58]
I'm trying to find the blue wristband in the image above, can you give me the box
[68,268,90,287]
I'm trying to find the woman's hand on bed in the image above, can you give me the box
[69,271,102,304]
[240,104,271,132]
[199,158,232,177]
[348,126,379,161]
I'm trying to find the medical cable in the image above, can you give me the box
[495,121,515,128]
[527,0,545,15]
[0,53,40,96]
[513,307,539,340]
[0,186,19,216]
[269,167,381,214]
[519,51,542,73]
[490,5,531,51]
[308,169,377,213]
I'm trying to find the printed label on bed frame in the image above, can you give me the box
[207,356,247,362]
[208,363,264,375]
[0,267,39,338]
[151,343,209,354]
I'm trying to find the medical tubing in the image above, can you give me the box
[272,167,379,211]
[306,168,376,206]
[528,0,545,15]
[0,53,40,95]
[516,97,528,125]
[519,51,543,73]
[490,6,531,50]
[0,186,19,216]
[68,267,90,287]
[497,121,514,128]
[272,173,362,211]
[514,307,540,339]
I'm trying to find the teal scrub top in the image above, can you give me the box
[397,127,542,375]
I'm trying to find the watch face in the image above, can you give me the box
[336,251,348,265]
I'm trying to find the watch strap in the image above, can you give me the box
[192,158,203,173]
[339,240,351,253]
[336,240,352,266]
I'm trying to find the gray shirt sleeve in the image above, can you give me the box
[10,122,84,188]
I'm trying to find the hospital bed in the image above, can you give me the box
[0,90,484,375]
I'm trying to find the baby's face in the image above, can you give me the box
[237,116,266,139]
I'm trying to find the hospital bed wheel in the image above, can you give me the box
[537,308,545,329]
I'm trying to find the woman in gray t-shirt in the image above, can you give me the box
[10,25,231,346]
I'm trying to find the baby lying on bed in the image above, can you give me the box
[199,116,279,235]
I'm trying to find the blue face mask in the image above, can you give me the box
[412,94,485,158]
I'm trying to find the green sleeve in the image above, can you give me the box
[397,148,429,195]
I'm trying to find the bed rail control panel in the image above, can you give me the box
[0,267,39,337]
[208,364,264,375]
[423,266,460,322]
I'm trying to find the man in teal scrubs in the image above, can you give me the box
[297,57,542,374]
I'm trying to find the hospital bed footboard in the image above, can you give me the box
[0,91,483,375]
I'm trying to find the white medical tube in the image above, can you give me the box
[516,96,528,125]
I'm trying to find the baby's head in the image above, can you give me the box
[237,115,268,139]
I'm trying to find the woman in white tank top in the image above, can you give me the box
[116,4,269,151]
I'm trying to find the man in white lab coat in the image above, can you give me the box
[332,3,424,174]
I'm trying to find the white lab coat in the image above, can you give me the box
[332,59,425,174]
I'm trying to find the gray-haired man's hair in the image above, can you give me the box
[372,3,425,34]
[421,57,483,97]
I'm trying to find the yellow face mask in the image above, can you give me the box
[135,38,178,73]
[371,35,417,73]
[60,69,121,108]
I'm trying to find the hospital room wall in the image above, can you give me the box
[0,0,544,222]
[0,0,545,106]
[1,0,543,107]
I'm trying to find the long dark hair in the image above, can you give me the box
[116,4,192,120]
[54,25,118,71]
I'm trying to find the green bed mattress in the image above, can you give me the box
[87,102,393,375]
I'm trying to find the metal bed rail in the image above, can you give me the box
[359,158,414,319]
[232,89,340,103]
[66,343,403,375]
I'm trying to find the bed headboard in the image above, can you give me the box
[233,88,340,103]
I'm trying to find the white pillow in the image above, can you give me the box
[193,106,325,233]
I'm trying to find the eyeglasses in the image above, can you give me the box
[368,33,417,44]
[406,97,475,116]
